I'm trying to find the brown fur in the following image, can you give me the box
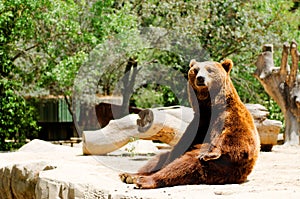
[119,59,260,189]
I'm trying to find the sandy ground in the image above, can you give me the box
[101,144,300,198]
[1,141,300,199]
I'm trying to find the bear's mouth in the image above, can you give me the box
[196,81,206,87]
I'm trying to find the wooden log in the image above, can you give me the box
[137,106,193,146]
[82,114,140,155]
[254,42,300,145]
[83,104,282,154]
[82,106,192,155]
[279,42,289,79]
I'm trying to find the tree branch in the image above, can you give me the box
[280,42,290,79]
[11,43,40,62]
[11,32,68,62]
[219,47,240,62]
[254,44,274,79]
[288,40,299,87]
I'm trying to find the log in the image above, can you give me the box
[82,106,193,155]
[83,104,282,155]
[137,106,193,145]
[82,114,140,155]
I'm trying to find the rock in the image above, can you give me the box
[0,165,13,199]
[245,103,269,121]
[0,161,56,199]
[119,140,159,155]
[246,104,283,151]
[18,139,78,153]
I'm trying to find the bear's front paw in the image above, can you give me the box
[198,152,221,161]
[119,173,138,184]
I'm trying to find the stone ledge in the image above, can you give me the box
[1,139,300,199]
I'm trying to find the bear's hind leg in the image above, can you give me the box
[135,148,206,189]
[137,151,171,174]
[120,151,171,184]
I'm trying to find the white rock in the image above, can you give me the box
[119,140,159,154]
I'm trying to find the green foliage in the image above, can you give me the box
[131,85,179,108]
[1,0,299,149]
[0,0,93,150]
[46,51,88,96]
[120,0,299,121]
[131,85,164,108]
[161,86,180,107]
[0,80,39,151]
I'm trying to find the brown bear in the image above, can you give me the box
[119,59,260,189]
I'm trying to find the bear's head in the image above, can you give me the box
[188,59,233,100]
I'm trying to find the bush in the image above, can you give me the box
[131,84,179,108]
[0,80,40,151]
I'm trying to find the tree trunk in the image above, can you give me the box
[120,57,138,116]
[284,110,300,145]
[254,41,300,145]
[64,96,81,137]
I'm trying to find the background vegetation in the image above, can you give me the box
[1,0,299,150]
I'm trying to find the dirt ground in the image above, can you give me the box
[205,144,300,199]
[97,144,300,198]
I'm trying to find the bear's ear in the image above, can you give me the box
[189,59,197,68]
[221,59,233,73]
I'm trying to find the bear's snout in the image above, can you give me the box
[196,76,206,86]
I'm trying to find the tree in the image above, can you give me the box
[0,80,40,150]
[1,0,299,149]
[77,0,300,126]
[109,0,299,106]
[0,0,41,150]
[255,42,300,145]
[0,0,96,149]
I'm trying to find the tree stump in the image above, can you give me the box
[254,41,300,145]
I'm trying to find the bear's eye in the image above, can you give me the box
[206,68,214,73]
[193,68,199,73]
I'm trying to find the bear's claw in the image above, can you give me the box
[119,173,138,184]
[198,152,221,161]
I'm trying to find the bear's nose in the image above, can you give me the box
[196,76,205,86]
